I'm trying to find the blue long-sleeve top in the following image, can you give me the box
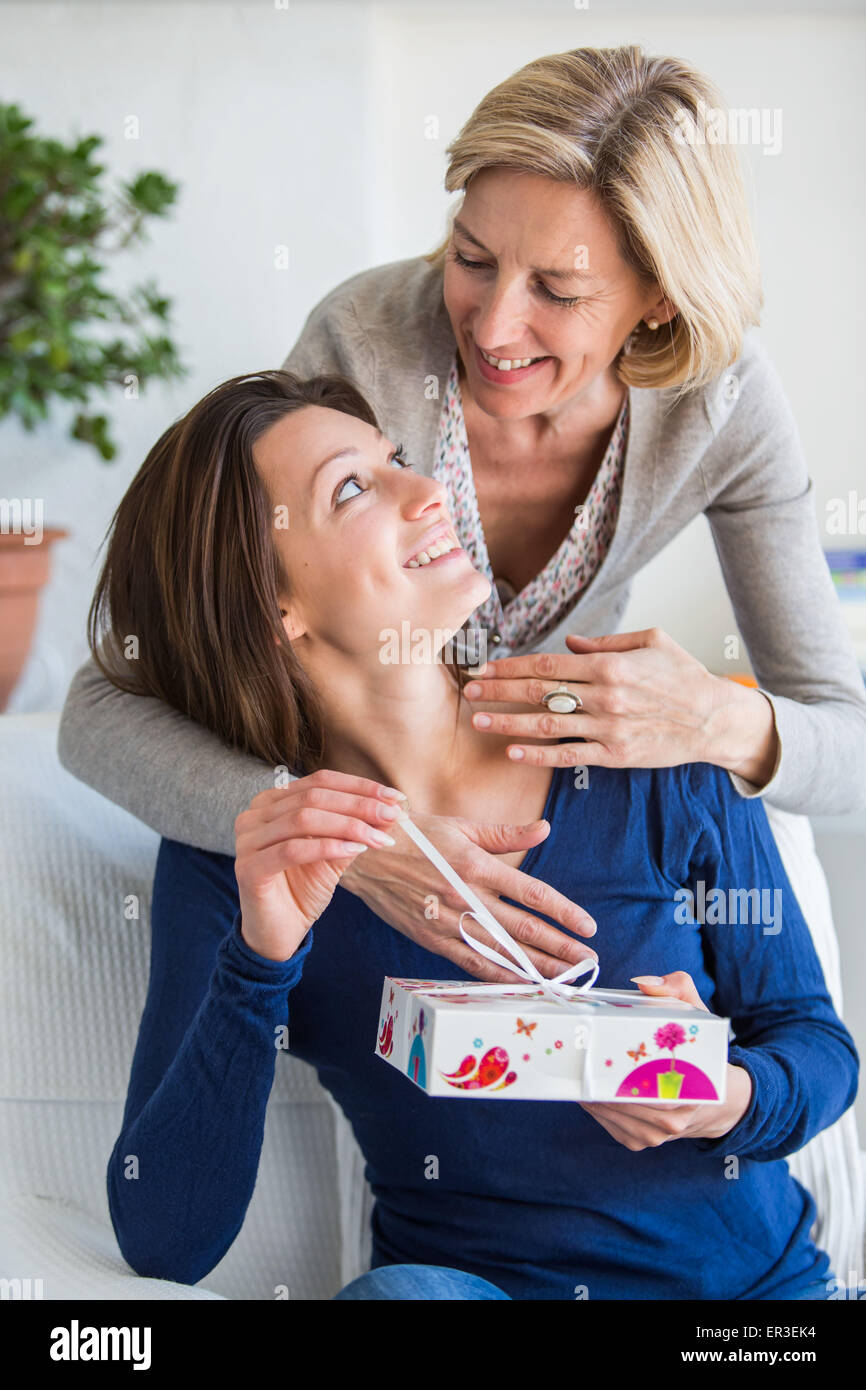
[107,760,859,1299]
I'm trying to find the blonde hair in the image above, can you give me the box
[424,45,764,395]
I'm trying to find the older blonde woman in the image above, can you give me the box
[59,42,864,1281]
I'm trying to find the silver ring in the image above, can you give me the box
[540,685,583,715]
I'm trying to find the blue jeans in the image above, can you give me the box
[334,1263,510,1300]
[333,1264,844,1301]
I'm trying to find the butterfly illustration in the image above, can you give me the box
[515,1018,537,1038]
[626,1041,647,1062]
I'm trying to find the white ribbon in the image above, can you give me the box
[395,811,599,1004]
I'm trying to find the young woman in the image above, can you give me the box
[91,369,857,1300]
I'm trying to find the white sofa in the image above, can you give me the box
[0,712,372,1300]
[0,712,862,1299]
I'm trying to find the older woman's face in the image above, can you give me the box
[442,168,667,418]
[254,405,491,659]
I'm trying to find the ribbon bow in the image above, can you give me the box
[395,810,599,1005]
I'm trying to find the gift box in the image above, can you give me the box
[374,809,729,1102]
[375,976,729,1103]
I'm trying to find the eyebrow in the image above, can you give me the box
[452,218,602,282]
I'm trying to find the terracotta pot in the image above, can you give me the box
[0,528,68,711]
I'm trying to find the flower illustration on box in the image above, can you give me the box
[614,1020,718,1101]
[654,1022,687,1098]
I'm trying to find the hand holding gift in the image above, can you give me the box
[578,970,753,1145]
[375,817,731,1103]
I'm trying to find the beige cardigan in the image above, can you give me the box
[58,255,866,851]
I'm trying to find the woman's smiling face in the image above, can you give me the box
[253,403,491,660]
[443,167,668,419]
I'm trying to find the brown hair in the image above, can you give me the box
[424,44,764,396]
[88,370,472,778]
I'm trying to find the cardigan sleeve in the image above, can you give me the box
[679,764,859,1162]
[700,337,866,814]
[56,288,375,854]
[57,656,275,854]
[106,837,315,1286]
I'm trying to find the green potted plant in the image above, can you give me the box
[0,100,186,708]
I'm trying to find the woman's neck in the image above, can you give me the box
[315,659,507,818]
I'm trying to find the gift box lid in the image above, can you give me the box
[385,977,728,1023]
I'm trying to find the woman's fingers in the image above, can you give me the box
[462,891,598,968]
[470,710,607,738]
[579,1106,640,1148]
[340,827,597,980]
[459,841,597,940]
[454,890,598,973]
[242,778,406,828]
[463,676,595,713]
[499,740,615,768]
[630,971,710,1012]
[565,628,674,655]
[241,834,371,887]
[237,803,401,856]
[461,648,625,704]
[464,629,669,694]
[256,789,406,826]
[580,1104,675,1149]
[581,1099,701,1149]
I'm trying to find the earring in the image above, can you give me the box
[646,318,659,330]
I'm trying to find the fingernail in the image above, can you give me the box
[468,662,487,676]
[508,748,525,760]
[463,683,482,698]
[379,786,406,800]
[368,829,397,846]
[473,713,491,727]
[630,975,664,985]
[377,802,403,820]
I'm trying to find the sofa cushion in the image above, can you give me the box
[0,713,323,1106]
